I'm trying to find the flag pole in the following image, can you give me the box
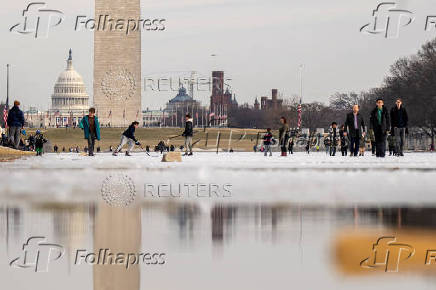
[7,64,9,105]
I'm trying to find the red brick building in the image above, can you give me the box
[210,71,237,126]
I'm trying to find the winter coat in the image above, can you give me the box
[388,134,396,147]
[329,127,339,146]
[6,105,25,127]
[123,124,138,142]
[35,134,47,148]
[79,115,101,140]
[370,106,390,135]
[344,112,365,138]
[390,105,408,129]
[263,132,273,145]
[278,123,289,142]
[183,118,193,137]
[339,129,348,147]
[368,129,375,142]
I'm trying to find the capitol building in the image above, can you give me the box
[25,49,90,128]
[50,49,90,127]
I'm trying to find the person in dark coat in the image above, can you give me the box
[339,125,349,156]
[278,117,290,156]
[6,100,25,149]
[34,130,47,156]
[113,121,140,156]
[390,98,408,156]
[344,105,366,156]
[182,114,193,156]
[329,122,339,156]
[263,128,273,157]
[370,98,390,158]
[288,138,294,155]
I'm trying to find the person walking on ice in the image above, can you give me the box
[182,114,193,156]
[263,128,274,157]
[79,107,101,156]
[112,121,141,156]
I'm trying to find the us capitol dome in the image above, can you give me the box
[50,49,89,127]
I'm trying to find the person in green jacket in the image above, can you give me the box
[79,107,101,156]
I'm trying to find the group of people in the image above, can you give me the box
[263,97,408,158]
[344,97,408,158]
[78,108,195,157]
[2,98,408,158]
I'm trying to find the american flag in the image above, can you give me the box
[297,99,302,128]
[3,95,8,128]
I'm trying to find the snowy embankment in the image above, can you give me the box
[0,152,435,206]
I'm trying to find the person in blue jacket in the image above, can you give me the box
[79,107,101,156]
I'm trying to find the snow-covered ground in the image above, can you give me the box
[1,152,435,206]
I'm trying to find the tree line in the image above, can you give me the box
[228,38,436,145]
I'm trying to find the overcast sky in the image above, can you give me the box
[0,0,435,111]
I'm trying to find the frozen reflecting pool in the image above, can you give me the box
[1,152,436,289]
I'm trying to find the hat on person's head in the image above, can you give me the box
[14,100,20,106]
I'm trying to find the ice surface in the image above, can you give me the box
[1,152,435,206]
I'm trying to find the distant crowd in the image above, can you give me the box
[1,98,411,158]
[261,97,409,158]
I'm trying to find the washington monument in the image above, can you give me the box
[93,0,142,127]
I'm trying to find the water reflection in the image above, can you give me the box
[1,202,436,290]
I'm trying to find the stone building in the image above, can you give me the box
[49,49,90,127]
[260,89,283,111]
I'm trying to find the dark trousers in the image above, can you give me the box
[349,137,360,156]
[341,147,348,156]
[281,136,289,154]
[374,129,386,157]
[371,141,376,155]
[288,145,293,154]
[394,127,406,155]
[9,126,21,149]
[87,132,96,156]
[330,146,336,156]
